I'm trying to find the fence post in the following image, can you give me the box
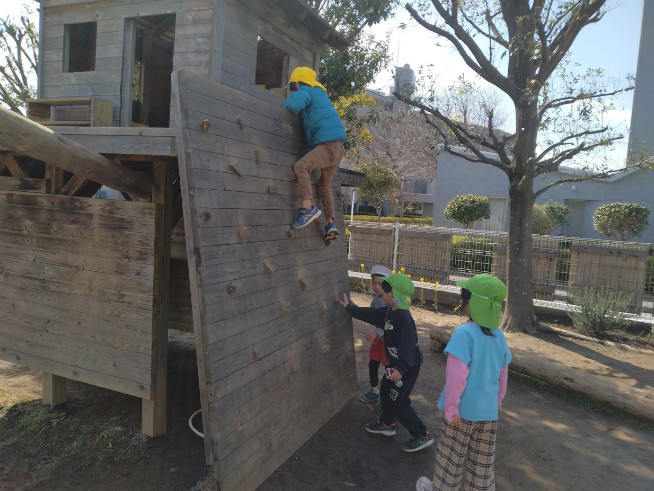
[392,222,400,271]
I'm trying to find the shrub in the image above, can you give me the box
[532,204,556,235]
[593,202,650,241]
[450,235,493,274]
[445,195,490,228]
[568,287,634,337]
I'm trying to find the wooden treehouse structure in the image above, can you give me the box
[0,1,364,489]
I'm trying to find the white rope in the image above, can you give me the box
[188,408,204,438]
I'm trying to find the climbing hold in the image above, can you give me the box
[299,279,308,290]
[226,283,236,294]
[283,123,292,137]
[263,259,275,274]
[201,119,210,131]
[255,148,264,165]
[228,161,242,176]
[237,117,246,130]
[237,227,247,239]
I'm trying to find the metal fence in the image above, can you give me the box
[347,222,654,322]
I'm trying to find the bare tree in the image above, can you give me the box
[0,5,38,115]
[400,1,634,332]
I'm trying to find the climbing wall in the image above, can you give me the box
[171,70,356,491]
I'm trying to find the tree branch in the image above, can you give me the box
[535,164,638,197]
[405,2,520,101]
[538,86,632,121]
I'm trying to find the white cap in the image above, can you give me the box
[370,265,392,277]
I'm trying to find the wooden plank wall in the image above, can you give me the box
[0,192,156,399]
[221,0,318,102]
[172,70,355,491]
[40,0,213,125]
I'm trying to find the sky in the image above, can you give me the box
[366,0,644,168]
[1,0,644,167]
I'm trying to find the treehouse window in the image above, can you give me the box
[255,37,288,97]
[64,22,97,72]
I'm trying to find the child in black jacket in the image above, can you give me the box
[339,273,433,453]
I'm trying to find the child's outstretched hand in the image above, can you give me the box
[338,293,350,308]
[364,333,375,343]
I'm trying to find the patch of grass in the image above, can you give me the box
[509,371,654,432]
[568,287,635,337]
[0,400,151,471]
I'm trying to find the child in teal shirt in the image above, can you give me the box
[417,273,511,490]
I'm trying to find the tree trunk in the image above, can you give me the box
[501,180,538,333]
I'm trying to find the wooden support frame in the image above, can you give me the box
[42,372,67,406]
[141,159,174,437]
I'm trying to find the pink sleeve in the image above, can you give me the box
[444,354,469,423]
[498,366,509,408]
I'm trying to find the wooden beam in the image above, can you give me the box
[141,159,175,437]
[0,104,152,199]
[0,154,27,178]
[42,372,67,406]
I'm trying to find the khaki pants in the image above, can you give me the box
[431,418,497,490]
[294,141,344,221]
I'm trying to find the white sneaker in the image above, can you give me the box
[416,476,433,491]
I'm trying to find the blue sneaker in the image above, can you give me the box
[325,222,339,237]
[292,205,321,229]
[359,389,379,403]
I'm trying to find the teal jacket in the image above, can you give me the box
[284,86,346,149]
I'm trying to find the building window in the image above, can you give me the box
[64,22,97,72]
[405,202,424,216]
[403,180,428,194]
[255,37,288,97]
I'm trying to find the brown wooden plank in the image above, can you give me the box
[0,346,150,398]
[142,160,175,436]
[0,177,47,192]
[0,324,150,384]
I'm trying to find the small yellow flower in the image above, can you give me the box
[427,282,431,286]
[408,274,412,278]
[420,277,424,282]
[392,270,396,274]
[360,263,364,268]
[400,267,405,272]
[436,281,440,286]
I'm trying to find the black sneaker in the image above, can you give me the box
[401,432,434,452]
[365,420,397,436]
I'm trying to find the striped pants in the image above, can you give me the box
[431,418,497,490]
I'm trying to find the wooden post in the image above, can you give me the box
[141,159,174,437]
[42,372,66,406]
[0,105,152,199]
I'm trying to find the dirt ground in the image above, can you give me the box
[1,291,654,490]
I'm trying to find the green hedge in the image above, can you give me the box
[450,235,493,274]
[349,215,433,225]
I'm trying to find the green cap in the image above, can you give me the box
[455,274,507,329]
[384,273,414,310]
